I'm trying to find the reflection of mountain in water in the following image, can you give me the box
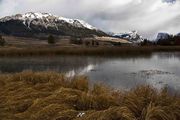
[0,56,105,73]
[0,53,179,93]
[0,55,154,73]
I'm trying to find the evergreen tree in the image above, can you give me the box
[0,35,6,46]
[70,37,83,45]
[48,35,55,44]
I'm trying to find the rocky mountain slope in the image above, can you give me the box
[0,12,107,38]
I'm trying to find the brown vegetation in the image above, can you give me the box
[0,46,180,57]
[0,71,179,120]
[1,35,180,57]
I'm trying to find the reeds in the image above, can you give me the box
[0,46,180,56]
[0,71,179,120]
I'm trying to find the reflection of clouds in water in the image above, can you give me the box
[79,64,96,75]
[66,64,96,77]
[66,70,75,78]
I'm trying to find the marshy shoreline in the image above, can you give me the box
[1,46,180,57]
[0,71,179,120]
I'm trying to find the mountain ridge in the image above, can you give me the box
[0,12,107,38]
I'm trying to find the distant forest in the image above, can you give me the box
[157,35,180,46]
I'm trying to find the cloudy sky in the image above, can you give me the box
[0,0,179,39]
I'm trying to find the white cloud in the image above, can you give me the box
[0,0,180,39]
[0,0,18,16]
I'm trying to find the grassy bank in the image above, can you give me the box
[0,71,179,120]
[0,46,180,56]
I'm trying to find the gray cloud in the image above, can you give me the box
[0,0,180,39]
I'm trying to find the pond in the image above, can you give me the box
[0,52,180,92]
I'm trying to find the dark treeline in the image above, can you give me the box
[140,35,180,46]
[156,35,180,46]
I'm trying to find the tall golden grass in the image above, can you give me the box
[0,71,179,120]
[0,46,180,56]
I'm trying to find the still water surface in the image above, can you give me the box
[0,52,180,92]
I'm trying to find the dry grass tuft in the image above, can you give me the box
[0,71,179,120]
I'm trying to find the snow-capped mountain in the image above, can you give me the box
[0,12,107,37]
[176,33,180,36]
[156,33,171,41]
[0,12,96,30]
[112,31,144,43]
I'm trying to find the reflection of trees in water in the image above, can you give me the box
[0,53,172,73]
[156,52,180,60]
[0,56,107,73]
[0,54,154,73]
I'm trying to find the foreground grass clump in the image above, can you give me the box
[0,71,179,120]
